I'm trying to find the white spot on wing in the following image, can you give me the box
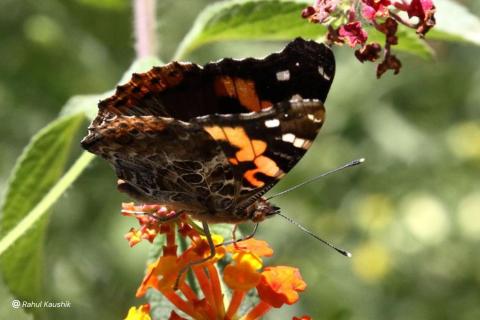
[318,66,331,80]
[307,113,323,123]
[276,70,290,81]
[291,94,303,101]
[293,138,306,148]
[265,119,280,128]
[282,133,296,143]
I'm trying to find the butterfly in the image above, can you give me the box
[81,38,335,283]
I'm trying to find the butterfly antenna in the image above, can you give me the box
[266,158,365,200]
[276,211,352,257]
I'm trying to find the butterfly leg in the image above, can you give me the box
[217,222,259,247]
[174,221,216,290]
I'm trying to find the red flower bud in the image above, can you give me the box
[377,54,402,78]
[301,6,316,18]
[355,43,382,63]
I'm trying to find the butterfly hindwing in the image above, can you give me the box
[82,115,238,218]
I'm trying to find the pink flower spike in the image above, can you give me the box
[339,22,368,48]
[302,0,339,24]
[361,0,391,21]
[407,0,434,20]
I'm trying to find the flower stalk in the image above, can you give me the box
[133,0,157,58]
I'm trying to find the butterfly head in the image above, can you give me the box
[248,197,280,223]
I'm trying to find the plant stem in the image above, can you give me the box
[134,0,157,58]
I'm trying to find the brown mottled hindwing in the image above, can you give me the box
[82,116,237,216]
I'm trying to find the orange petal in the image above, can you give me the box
[142,227,159,243]
[256,266,307,308]
[136,260,160,297]
[180,236,226,267]
[157,255,185,290]
[125,228,143,247]
[136,255,183,296]
[227,238,273,257]
[121,202,136,211]
[231,252,263,270]
[224,263,262,291]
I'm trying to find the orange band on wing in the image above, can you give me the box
[228,158,239,165]
[244,156,282,187]
[213,76,272,112]
[234,78,261,112]
[214,76,236,97]
[203,125,226,141]
[203,125,283,186]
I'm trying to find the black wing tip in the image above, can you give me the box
[287,37,333,54]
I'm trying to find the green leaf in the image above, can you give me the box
[395,26,434,59]
[0,114,87,301]
[427,0,480,45]
[174,0,326,59]
[76,0,128,11]
[61,93,111,121]
[0,56,165,303]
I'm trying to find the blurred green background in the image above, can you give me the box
[1,0,480,319]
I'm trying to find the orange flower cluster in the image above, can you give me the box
[122,203,310,320]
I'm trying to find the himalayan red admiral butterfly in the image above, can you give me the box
[81,38,335,227]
